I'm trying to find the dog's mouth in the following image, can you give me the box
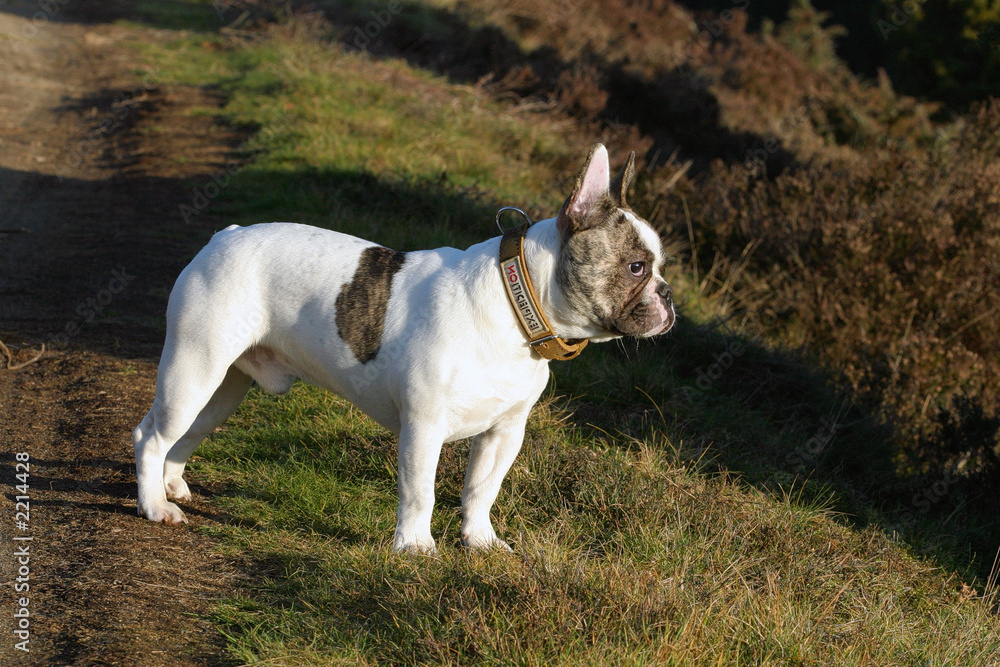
[608,281,674,338]
[632,301,675,338]
[643,305,675,337]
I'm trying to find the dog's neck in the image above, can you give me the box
[520,217,607,343]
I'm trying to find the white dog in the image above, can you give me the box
[133,144,674,553]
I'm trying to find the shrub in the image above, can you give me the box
[650,99,1000,472]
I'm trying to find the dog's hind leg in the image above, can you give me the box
[133,341,245,525]
[162,365,253,502]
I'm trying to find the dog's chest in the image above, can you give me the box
[445,359,549,440]
[378,278,552,440]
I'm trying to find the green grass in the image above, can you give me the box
[128,0,231,32]
[129,19,576,250]
[130,8,1000,665]
[194,385,999,665]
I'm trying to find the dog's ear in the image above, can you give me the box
[558,143,610,238]
[609,150,635,208]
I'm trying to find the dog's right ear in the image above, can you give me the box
[609,150,636,208]
[557,143,610,239]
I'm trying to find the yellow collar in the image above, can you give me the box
[497,208,588,361]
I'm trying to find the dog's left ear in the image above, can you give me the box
[609,151,636,208]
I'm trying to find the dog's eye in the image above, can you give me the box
[628,261,646,277]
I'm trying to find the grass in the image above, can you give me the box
[194,385,999,665]
[127,6,1000,665]
[128,18,577,250]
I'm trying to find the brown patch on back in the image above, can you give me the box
[335,246,407,363]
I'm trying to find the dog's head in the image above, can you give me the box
[555,144,674,342]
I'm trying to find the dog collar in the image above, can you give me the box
[496,207,588,361]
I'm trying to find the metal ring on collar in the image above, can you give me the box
[495,206,533,234]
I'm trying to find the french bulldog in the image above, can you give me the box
[133,143,674,553]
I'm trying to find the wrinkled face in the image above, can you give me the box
[555,144,675,340]
[558,198,674,339]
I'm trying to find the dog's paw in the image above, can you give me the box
[461,531,513,553]
[393,533,437,556]
[164,477,192,502]
[138,500,189,525]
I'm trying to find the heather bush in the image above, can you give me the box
[319,0,938,172]
[878,0,1000,112]
[650,99,1000,475]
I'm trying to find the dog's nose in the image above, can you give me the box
[657,281,672,305]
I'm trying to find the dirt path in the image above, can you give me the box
[1,3,246,664]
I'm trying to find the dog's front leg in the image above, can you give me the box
[460,411,529,551]
[393,422,446,554]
